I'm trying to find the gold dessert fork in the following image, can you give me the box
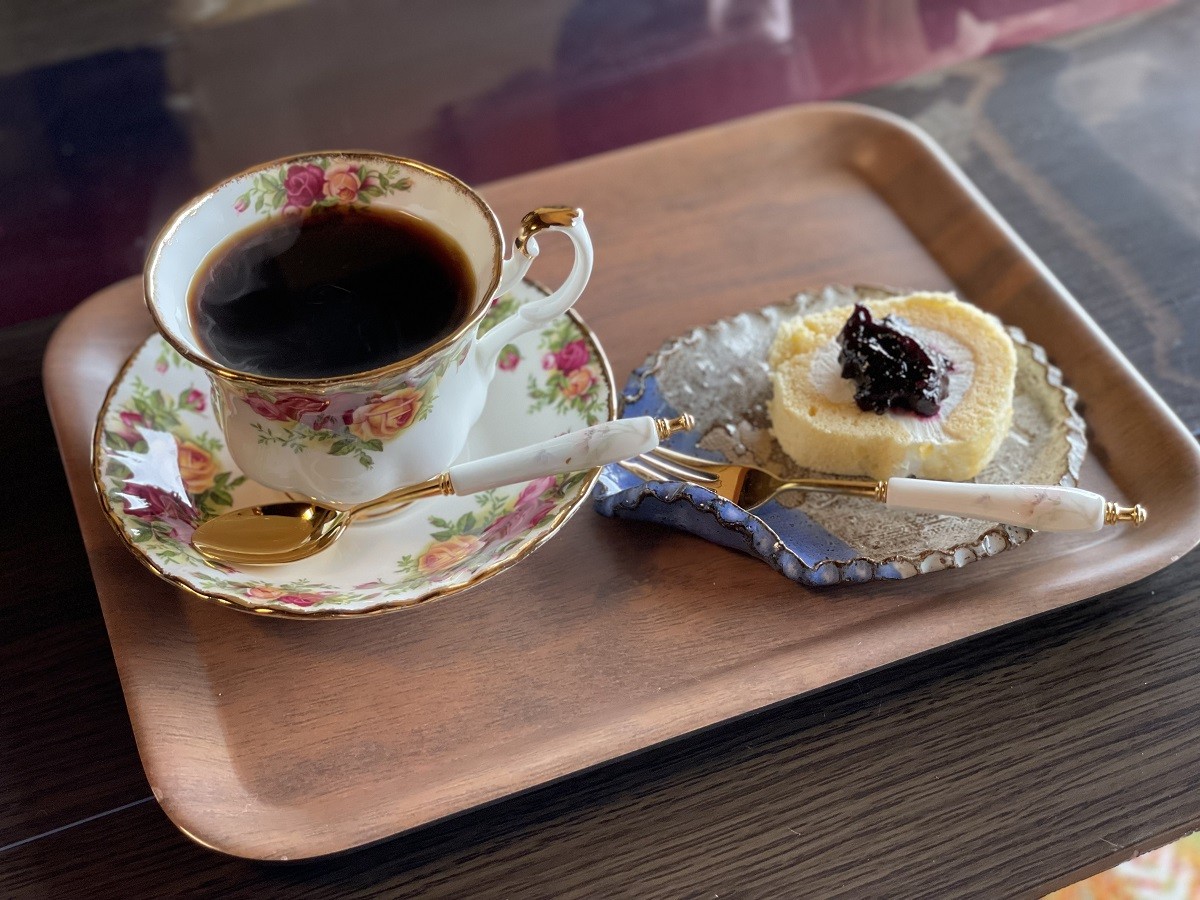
[622,446,1145,533]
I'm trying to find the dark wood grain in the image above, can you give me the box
[0,317,148,848]
[2,558,1198,898]
[4,4,1200,897]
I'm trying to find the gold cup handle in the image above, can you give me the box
[476,206,593,369]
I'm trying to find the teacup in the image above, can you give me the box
[145,152,592,508]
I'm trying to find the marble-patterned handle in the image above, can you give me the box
[885,479,1108,532]
[449,416,662,496]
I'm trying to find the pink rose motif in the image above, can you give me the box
[323,165,362,203]
[243,393,279,419]
[233,196,249,213]
[183,389,206,412]
[278,593,324,608]
[121,482,196,541]
[498,346,521,371]
[483,499,556,544]
[275,395,329,421]
[116,410,146,445]
[243,392,329,423]
[482,476,559,544]
[283,163,325,208]
[554,340,589,375]
[517,476,557,506]
[542,352,557,370]
[155,359,168,374]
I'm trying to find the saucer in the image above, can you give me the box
[93,280,615,617]
[593,285,1087,585]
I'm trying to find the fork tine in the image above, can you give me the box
[645,443,700,464]
[635,451,719,484]
[646,444,724,469]
[618,457,679,484]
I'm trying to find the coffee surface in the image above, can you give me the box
[190,206,475,379]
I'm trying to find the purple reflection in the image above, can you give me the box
[0,0,1170,327]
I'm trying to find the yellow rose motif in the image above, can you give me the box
[246,586,286,600]
[323,165,361,203]
[349,387,423,441]
[417,534,482,574]
[177,440,217,493]
[561,366,596,399]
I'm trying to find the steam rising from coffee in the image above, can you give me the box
[190,207,475,380]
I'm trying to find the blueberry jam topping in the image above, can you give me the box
[836,304,952,417]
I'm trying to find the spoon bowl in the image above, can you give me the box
[192,502,351,565]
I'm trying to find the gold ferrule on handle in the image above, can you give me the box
[654,413,695,441]
[514,206,583,258]
[357,472,453,517]
[1104,502,1147,526]
[790,477,887,501]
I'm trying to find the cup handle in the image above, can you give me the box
[475,207,593,371]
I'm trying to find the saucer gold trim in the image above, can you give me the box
[143,151,506,391]
[90,300,616,619]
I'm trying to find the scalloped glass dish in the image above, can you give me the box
[594,285,1087,585]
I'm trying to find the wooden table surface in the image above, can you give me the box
[4,5,1200,897]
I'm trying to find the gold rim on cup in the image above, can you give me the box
[142,151,505,390]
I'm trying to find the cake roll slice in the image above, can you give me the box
[767,292,1017,481]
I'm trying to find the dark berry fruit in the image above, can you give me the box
[836,304,951,417]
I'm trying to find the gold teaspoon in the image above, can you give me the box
[190,414,693,566]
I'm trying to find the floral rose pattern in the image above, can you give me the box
[283,163,325,209]
[527,318,606,424]
[322,164,363,203]
[98,281,610,615]
[243,378,434,470]
[418,534,484,574]
[187,468,589,607]
[497,346,521,371]
[177,441,218,493]
[348,387,422,441]
[234,157,411,215]
[392,471,588,589]
[102,371,245,566]
[243,392,329,422]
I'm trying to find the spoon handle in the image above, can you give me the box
[449,414,693,496]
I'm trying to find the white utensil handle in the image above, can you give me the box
[885,479,1108,532]
[449,416,661,495]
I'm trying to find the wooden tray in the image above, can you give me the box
[44,103,1200,861]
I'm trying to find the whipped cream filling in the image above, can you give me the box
[808,325,976,447]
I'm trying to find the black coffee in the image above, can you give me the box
[190,206,475,379]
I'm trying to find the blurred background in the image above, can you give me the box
[0,0,1170,327]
